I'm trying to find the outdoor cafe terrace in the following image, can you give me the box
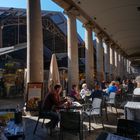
[0,91,140,140]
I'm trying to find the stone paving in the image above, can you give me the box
[0,97,125,140]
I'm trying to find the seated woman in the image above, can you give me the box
[70,84,81,101]
[80,83,91,101]
[107,81,118,94]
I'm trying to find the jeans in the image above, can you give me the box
[44,111,59,128]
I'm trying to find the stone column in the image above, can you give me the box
[67,11,79,92]
[116,51,120,77]
[120,54,123,80]
[96,35,104,82]
[119,53,121,78]
[27,0,44,83]
[112,48,115,80]
[103,41,110,81]
[122,56,124,79]
[124,57,127,78]
[110,47,113,80]
[0,26,2,48]
[127,59,129,75]
[114,50,118,79]
[84,23,94,89]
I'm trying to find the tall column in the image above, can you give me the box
[110,47,113,80]
[0,26,2,48]
[118,53,121,78]
[114,50,118,79]
[84,23,94,89]
[67,11,79,92]
[116,51,120,77]
[119,54,123,80]
[121,55,124,80]
[103,41,110,81]
[27,0,44,83]
[112,48,115,79]
[128,60,131,75]
[96,35,104,82]
[127,59,129,75]
[124,57,127,78]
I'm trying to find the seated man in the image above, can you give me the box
[90,84,103,100]
[42,84,67,130]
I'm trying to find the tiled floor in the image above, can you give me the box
[0,97,125,140]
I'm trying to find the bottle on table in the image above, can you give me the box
[14,104,22,124]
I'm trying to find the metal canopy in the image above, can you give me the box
[0,7,84,69]
[0,7,84,49]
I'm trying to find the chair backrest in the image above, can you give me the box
[117,119,140,139]
[92,98,102,114]
[108,92,116,104]
[132,95,140,102]
[60,111,81,132]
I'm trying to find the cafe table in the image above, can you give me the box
[96,132,132,140]
[124,101,140,121]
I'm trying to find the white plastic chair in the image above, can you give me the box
[106,92,118,115]
[83,98,104,132]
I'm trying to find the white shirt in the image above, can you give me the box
[80,89,91,99]
[133,88,140,95]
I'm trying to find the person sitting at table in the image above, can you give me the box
[80,83,91,99]
[90,84,103,101]
[70,84,82,101]
[133,76,140,96]
[107,81,118,94]
[133,76,140,102]
[42,84,68,130]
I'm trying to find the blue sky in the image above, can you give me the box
[0,0,85,40]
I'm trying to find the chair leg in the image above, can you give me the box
[100,116,104,129]
[115,106,118,117]
[79,132,83,140]
[89,116,91,132]
[93,116,97,124]
[42,118,45,127]
[80,121,83,140]
[105,106,108,121]
[33,117,40,134]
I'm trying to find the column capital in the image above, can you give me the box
[83,21,95,29]
[95,32,104,41]
[104,39,111,46]
[64,7,80,17]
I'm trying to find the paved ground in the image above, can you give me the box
[0,97,125,140]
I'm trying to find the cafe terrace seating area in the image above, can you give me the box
[0,89,140,140]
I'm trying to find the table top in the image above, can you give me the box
[56,101,83,110]
[96,132,132,140]
[124,101,140,109]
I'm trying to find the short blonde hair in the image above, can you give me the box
[82,83,87,89]
[135,76,140,83]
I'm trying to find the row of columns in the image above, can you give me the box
[0,26,2,48]
[25,0,132,91]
